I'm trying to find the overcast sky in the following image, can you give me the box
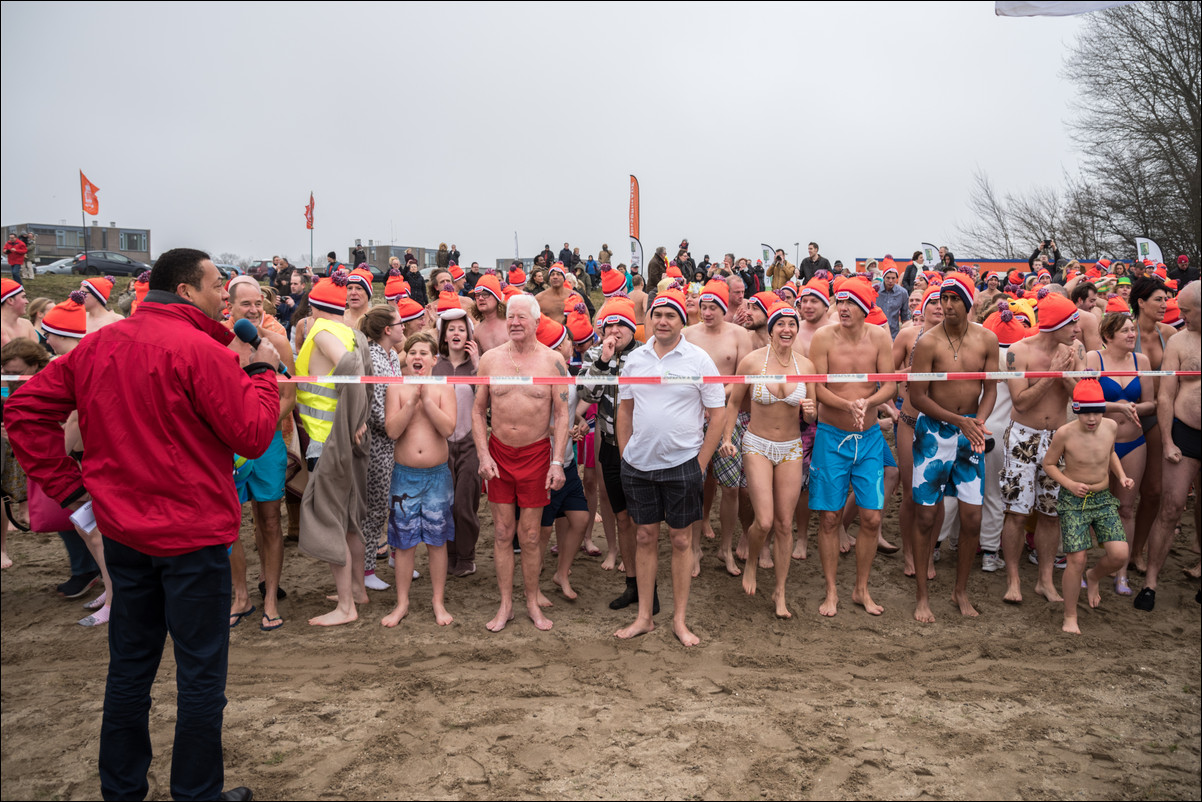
[1,1,1086,268]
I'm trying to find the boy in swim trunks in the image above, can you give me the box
[381,333,457,628]
[1041,379,1133,634]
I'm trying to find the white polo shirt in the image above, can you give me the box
[618,334,725,471]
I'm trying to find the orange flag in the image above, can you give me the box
[304,192,314,230]
[80,171,100,215]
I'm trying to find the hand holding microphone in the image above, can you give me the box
[232,318,286,375]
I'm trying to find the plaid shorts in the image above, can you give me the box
[710,410,750,488]
[620,457,704,530]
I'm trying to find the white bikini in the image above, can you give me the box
[743,350,806,465]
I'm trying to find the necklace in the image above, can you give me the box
[944,324,966,362]
[770,345,793,370]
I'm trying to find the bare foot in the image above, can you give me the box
[742,566,757,596]
[1084,569,1102,608]
[839,529,856,554]
[722,549,742,577]
[877,534,898,552]
[536,591,554,608]
[486,605,515,632]
[792,540,807,561]
[758,544,773,569]
[433,604,454,626]
[951,590,979,617]
[617,560,625,573]
[852,589,884,616]
[735,538,749,562]
[0,551,11,570]
[903,555,916,577]
[673,620,701,647]
[327,592,369,605]
[1034,582,1064,603]
[914,600,935,623]
[614,617,655,639]
[380,602,409,627]
[527,602,554,631]
[553,572,577,600]
[309,606,358,627]
[819,593,839,617]
[772,589,792,619]
[1062,617,1081,635]
[703,522,717,540]
[601,553,617,571]
[927,565,937,581]
[1130,555,1147,573]
[1003,584,1023,604]
[1185,563,1201,580]
[692,549,701,578]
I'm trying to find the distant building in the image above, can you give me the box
[495,257,535,271]
[347,242,439,270]
[2,221,151,265]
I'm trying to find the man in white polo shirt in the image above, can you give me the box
[615,287,727,647]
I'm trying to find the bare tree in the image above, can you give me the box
[956,169,1019,258]
[215,252,241,266]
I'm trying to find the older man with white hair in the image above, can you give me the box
[473,294,570,632]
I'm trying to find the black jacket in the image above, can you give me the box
[800,255,831,281]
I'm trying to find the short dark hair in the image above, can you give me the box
[149,248,209,293]
[809,242,819,251]
[1130,276,1166,319]
[1070,283,1096,305]
[913,251,923,261]
[327,251,337,260]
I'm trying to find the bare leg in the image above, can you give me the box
[487,502,517,631]
[616,524,658,639]
[1145,458,1201,591]
[581,465,600,555]
[1061,550,1086,634]
[252,500,284,624]
[839,493,857,553]
[771,460,803,618]
[878,467,900,550]
[897,418,917,575]
[617,509,636,580]
[912,503,939,623]
[852,508,883,615]
[0,511,9,569]
[80,528,113,617]
[553,509,589,600]
[427,544,453,625]
[722,486,744,569]
[381,546,415,627]
[817,510,841,616]
[1088,540,1129,609]
[1131,424,1165,572]
[669,526,700,646]
[952,503,981,617]
[310,533,358,626]
[1033,513,1063,602]
[792,489,811,560]
[691,520,703,578]
[1111,446,1145,587]
[517,507,552,630]
[1001,512,1026,603]
[229,535,251,624]
[597,477,618,571]
[701,468,718,540]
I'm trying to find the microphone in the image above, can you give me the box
[232,318,289,376]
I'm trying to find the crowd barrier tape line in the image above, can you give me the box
[8,371,1196,385]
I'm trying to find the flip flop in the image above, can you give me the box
[1114,576,1133,596]
[260,614,284,631]
[229,605,256,628]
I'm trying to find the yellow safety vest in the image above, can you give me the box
[295,317,357,444]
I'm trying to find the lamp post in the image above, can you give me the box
[794,242,800,268]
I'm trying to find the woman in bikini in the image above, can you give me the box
[1085,311,1154,595]
[719,301,816,618]
[892,285,944,579]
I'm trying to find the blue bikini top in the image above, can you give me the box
[1096,351,1141,403]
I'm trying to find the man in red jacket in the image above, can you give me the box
[4,233,28,282]
[5,248,280,802]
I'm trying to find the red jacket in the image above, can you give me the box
[5,292,279,556]
[4,238,27,265]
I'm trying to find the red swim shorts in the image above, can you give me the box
[486,435,551,509]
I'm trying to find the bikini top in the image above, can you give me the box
[1133,324,1165,358]
[752,349,806,407]
[1096,351,1141,404]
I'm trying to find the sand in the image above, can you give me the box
[2,497,1200,801]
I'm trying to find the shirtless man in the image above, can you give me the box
[908,274,999,622]
[0,279,37,345]
[629,275,648,341]
[999,291,1085,604]
[225,279,296,631]
[683,279,753,575]
[725,275,747,325]
[1137,281,1201,611]
[1071,282,1103,351]
[790,277,834,561]
[81,276,124,331]
[536,263,572,319]
[808,278,896,616]
[295,272,372,626]
[381,332,457,627]
[744,291,777,350]
[344,267,373,330]
[469,275,507,353]
[473,295,569,632]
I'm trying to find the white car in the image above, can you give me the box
[35,257,77,275]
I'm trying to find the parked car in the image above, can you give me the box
[247,260,274,280]
[35,257,77,275]
[214,263,245,280]
[70,251,153,277]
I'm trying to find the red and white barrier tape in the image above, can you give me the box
[4,370,1198,385]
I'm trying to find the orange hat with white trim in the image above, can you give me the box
[649,287,688,322]
[566,308,595,344]
[749,291,779,317]
[41,295,87,338]
[834,277,876,317]
[983,302,1030,346]
[1163,297,1183,328]
[436,291,462,314]
[600,264,625,297]
[1104,294,1130,314]
[347,266,374,298]
[508,265,527,286]
[866,305,887,326]
[131,270,151,314]
[81,275,115,305]
[448,262,465,282]
[309,270,349,313]
[597,297,636,332]
[384,269,410,301]
[501,285,523,303]
[1037,292,1079,332]
[665,263,684,279]
[766,300,799,332]
[800,278,830,307]
[471,274,503,303]
[1,278,25,304]
[920,285,941,315]
[548,261,568,278]
[1072,378,1106,414]
[536,315,567,349]
[698,279,729,313]
[396,297,426,324]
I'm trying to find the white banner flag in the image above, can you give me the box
[995,1,1134,16]
[629,236,643,270]
[920,242,940,266]
[1134,237,1163,265]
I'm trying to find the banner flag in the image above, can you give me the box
[1134,237,1163,265]
[629,237,643,270]
[80,171,99,216]
[629,175,640,240]
[920,242,940,265]
[514,231,520,260]
[304,193,315,230]
[995,1,1133,16]
[760,243,775,265]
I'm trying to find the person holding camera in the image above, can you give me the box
[770,249,794,292]
[1029,239,1061,276]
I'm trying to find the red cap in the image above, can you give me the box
[81,275,115,305]
[597,297,636,332]
[1104,294,1130,314]
[396,298,426,323]
[309,270,349,313]
[1,278,24,304]
[536,315,567,349]
[1072,378,1106,414]
[834,277,876,317]
[385,269,410,301]
[649,288,688,322]
[41,298,87,338]
[1037,292,1080,333]
[471,274,503,303]
[600,264,625,297]
[698,279,729,313]
[1163,297,1183,328]
[800,278,830,307]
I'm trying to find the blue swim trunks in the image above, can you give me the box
[808,422,886,512]
[911,414,984,507]
[234,430,287,503]
[387,462,455,551]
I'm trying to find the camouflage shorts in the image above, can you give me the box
[999,420,1060,517]
[1056,489,1126,553]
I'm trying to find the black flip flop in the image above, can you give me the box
[229,605,256,628]
[257,581,287,600]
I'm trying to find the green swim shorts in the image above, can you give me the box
[1056,488,1126,554]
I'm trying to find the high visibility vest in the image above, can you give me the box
[295,317,357,444]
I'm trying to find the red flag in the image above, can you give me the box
[81,171,100,216]
[628,175,639,240]
[304,192,314,230]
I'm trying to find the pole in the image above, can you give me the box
[82,207,89,268]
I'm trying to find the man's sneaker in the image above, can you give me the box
[1054,554,1067,570]
[932,547,942,563]
[981,552,1005,573]
[1028,549,1040,566]
[57,570,101,599]
[1133,587,1155,611]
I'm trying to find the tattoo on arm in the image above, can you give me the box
[1006,350,1015,369]
[554,361,568,376]
[559,391,569,402]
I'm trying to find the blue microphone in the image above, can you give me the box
[232,318,289,376]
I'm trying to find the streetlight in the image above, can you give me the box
[794,242,800,267]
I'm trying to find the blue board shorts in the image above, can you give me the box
[387,462,455,550]
[233,430,286,503]
[808,422,886,512]
[911,414,984,507]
